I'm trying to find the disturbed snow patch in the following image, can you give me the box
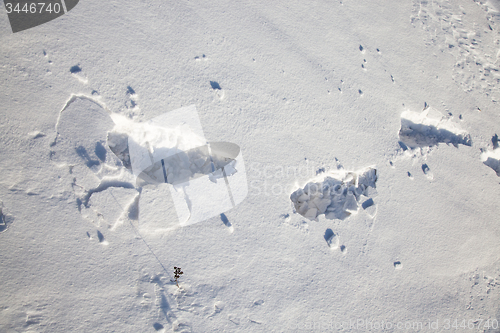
[109,113,206,158]
[411,0,500,103]
[107,114,205,171]
[290,166,377,221]
[390,107,471,180]
[108,113,238,186]
[50,96,139,228]
[481,134,500,177]
[398,107,471,149]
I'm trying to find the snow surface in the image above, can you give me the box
[1,0,500,332]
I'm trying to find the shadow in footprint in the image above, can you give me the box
[324,228,339,249]
[126,86,136,95]
[324,229,334,242]
[76,146,100,168]
[398,141,409,151]
[76,198,83,212]
[484,157,500,177]
[97,230,104,243]
[153,323,164,331]
[0,215,14,233]
[95,142,107,162]
[399,118,471,148]
[107,132,131,169]
[220,213,231,227]
[362,198,374,209]
[492,134,499,149]
[70,65,81,74]
[159,293,173,323]
[210,81,221,90]
[422,164,430,175]
[127,195,140,220]
[316,167,325,175]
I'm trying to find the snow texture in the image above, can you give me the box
[2,0,500,331]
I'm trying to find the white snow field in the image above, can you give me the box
[1,0,500,332]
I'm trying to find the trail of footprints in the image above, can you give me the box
[411,0,500,103]
[48,60,236,242]
[286,103,499,258]
[329,44,389,96]
[46,57,499,322]
[394,104,500,179]
[135,269,265,332]
[408,0,500,176]
[465,268,500,316]
[47,80,255,330]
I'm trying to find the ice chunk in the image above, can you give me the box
[304,207,318,220]
[313,198,331,214]
[209,169,224,183]
[223,161,237,176]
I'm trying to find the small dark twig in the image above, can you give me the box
[173,267,183,288]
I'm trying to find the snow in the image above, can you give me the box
[1,0,500,332]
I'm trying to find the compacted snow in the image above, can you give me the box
[1,0,500,332]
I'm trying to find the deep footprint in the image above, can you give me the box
[481,134,500,177]
[290,166,377,221]
[399,108,471,149]
[0,201,14,234]
[324,228,339,249]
